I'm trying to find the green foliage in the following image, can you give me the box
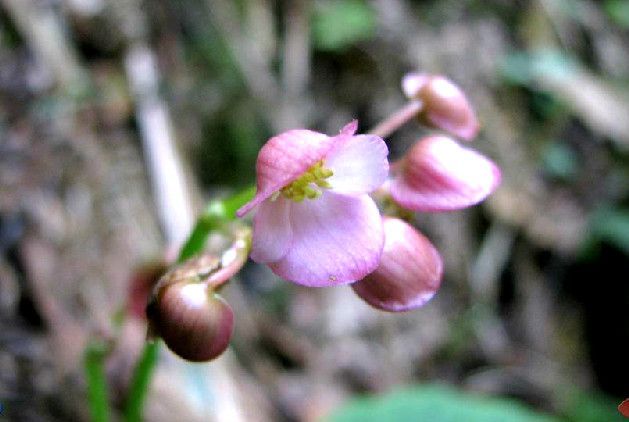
[311,0,376,51]
[542,142,579,181]
[563,389,628,422]
[605,0,629,28]
[586,207,629,256]
[326,385,560,422]
[499,50,578,85]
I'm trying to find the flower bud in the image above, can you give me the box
[390,135,501,212]
[351,218,443,312]
[402,73,479,141]
[619,399,629,417]
[147,274,234,362]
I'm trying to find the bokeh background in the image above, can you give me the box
[1,0,628,420]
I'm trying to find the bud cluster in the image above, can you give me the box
[348,72,500,312]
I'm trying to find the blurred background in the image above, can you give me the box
[1,0,628,421]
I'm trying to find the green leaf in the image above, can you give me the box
[588,208,629,255]
[562,389,628,422]
[542,142,579,180]
[605,0,629,28]
[326,385,560,422]
[499,50,578,86]
[312,0,376,51]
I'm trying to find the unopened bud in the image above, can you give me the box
[402,73,479,141]
[619,399,629,417]
[352,218,442,312]
[390,135,501,212]
[147,277,234,362]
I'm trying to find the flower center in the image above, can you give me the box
[278,160,334,202]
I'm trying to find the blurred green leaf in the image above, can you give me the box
[542,142,579,180]
[563,389,628,422]
[605,0,629,28]
[326,385,560,422]
[312,0,376,51]
[587,208,629,255]
[500,50,578,85]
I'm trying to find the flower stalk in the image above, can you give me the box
[368,100,424,138]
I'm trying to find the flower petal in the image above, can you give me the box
[401,72,429,100]
[326,135,389,195]
[237,122,358,217]
[420,76,479,141]
[249,197,292,263]
[269,192,384,287]
[391,135,501,211]
[351,218,442,312]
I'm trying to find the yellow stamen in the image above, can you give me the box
[280,160,334,202]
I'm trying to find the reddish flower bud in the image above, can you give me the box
[390,135,501,212]
[402,73,479,141]
[619,398,629,417]
[351,218,443,312]
[147,277,234,362]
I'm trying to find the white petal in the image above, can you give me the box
[250,197,292,263]
[326,135,389,195]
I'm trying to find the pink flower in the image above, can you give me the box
[237,121,389,287]
[389,135,501,212]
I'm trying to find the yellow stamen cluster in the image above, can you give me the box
[279,160,334,202]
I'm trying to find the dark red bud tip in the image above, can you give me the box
[619,398,629,418]
[351,218,443,312]
[147,280,234,362]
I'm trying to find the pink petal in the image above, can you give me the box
[326,135,389,195]
[351,218,443,312]
[420,76,479,141]
[249,197,292,263]
[269,192,384,287]
[401,72,429,100]
[391,135,501,212]
[237,122,358,217]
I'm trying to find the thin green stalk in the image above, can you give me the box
[84,340,111,422]
[123,185,255,422]
[123,341,159,422]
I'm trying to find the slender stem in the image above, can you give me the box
[84,340,111,422]
[367,100,423,138]
[123,341,159,422]
[123,185,255,421]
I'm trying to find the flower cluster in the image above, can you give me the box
[238,72,501,311]
[148,72,501,362]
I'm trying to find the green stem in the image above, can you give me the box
[123,341,159,422]
[123,185,255,421]
[84,340,111,422]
